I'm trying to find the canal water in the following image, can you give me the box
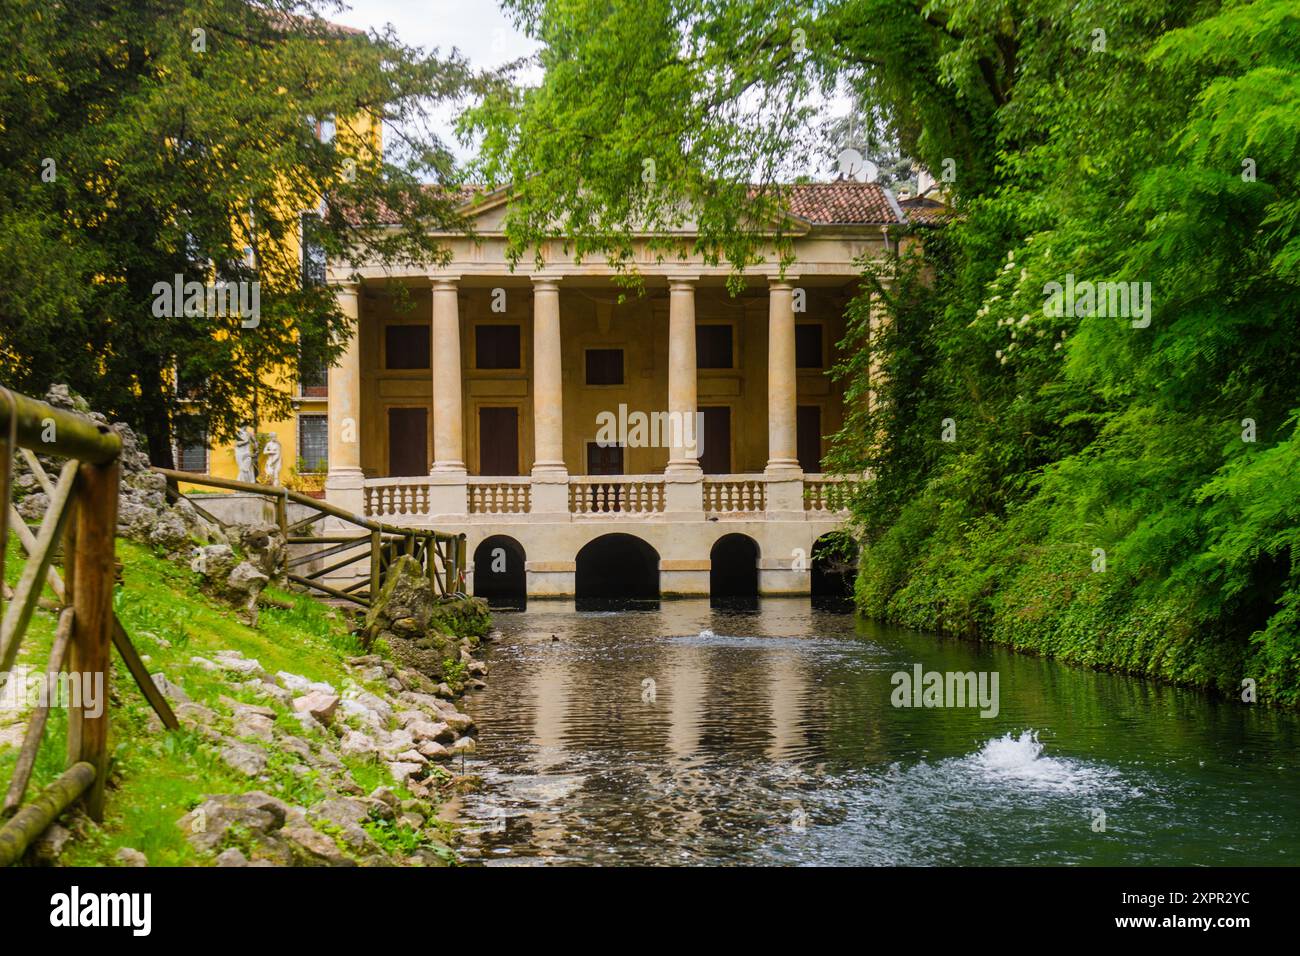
[450,599,1300,866]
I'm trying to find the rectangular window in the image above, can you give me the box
[300,352,328,397]
[479,407,520,476]
[298,414,329,473]
[696,324,733,369]
[177,429,208,473]
[796,324,824,368]
[797,405,822,473]
[585,348,624,385]
[301,213,326,288]
[476,324,521,370]
[387,408,428,477]
[385,324,431,370]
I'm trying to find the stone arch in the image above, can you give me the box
[575,533,660,600]
[709,533,760,599]
[473,534,527,607]
[811,531,856,600]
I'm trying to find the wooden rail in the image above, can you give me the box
[0,387,178,866]
[153,469,467,607]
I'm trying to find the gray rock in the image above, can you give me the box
[178,791,291,853]
[439,710,475,735]
[282,826,355,867]
[381,728,415,755]
[233,712,274,741]
[29,823,72,865]
[277,671,313,693]
[213,650,265,677]
[215,848,249,867]
[449,736,476,756]
[340,730,378,757]
[190,544,236,580]
[149,672,192,704]
[407,720,453,744]
[417,740,450,760]
[387,761,423,784]
[293,691,340,724]
[220,741,268,777]
[175,702,218,728]
[114,847,149,867]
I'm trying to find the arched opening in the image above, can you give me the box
[575,533,660,602]
[811,532,856,606]
[710,533,759,600]
[473,535,527,609]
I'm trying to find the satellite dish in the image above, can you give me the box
[836,148,878,183]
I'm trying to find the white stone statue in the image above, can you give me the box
[234,426,258,483]
[261,432,282,486]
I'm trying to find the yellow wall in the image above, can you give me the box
[186,111,380,491]
[355,282,850,478]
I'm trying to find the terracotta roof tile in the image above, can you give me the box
[898,194,954,226]
[780,181,902,225]
[361,182,905,228]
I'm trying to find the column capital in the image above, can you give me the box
[530,274,564,289]
[768,275,801,290]
[428,274,461,292]
[667,275,700,289]
[328,280,361,296]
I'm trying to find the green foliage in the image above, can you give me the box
[475,0,1300,703]
[0,0,479,462]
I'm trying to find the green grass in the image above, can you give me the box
[2,534,410,866]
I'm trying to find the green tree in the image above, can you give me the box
[0,0,477,464]
[467,0,1300,701]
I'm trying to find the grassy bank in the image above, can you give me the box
[1,536,467,865]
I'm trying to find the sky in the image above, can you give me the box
[331,0,540,162]
[330,0,855,179]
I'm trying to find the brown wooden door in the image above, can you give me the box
[387,408,428,477]
[586,441,624,475]
[797,405,822,473]
[699,406,731,474]
[479,407,519,476]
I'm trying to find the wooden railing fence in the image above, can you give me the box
[153,469,467,608]
[0,387,178,866]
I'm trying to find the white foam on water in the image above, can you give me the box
[699,628,716,639]
[965,730,1117,795]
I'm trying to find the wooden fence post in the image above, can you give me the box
[66,459,119,822]
[457,536,467,594]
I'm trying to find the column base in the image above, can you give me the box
[426,470,468,516]
[663,470,703,513]
[764,474,805,515]
[324,467,365,518]
[529,468,570,514]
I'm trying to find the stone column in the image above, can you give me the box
[766,278,801,475]
[430,277,465,474]
[428,276,467,515]
[666,277,703,475]
[664,276,703,513]
[530,277,569,513]
[765,277,804,515]
[325,281,364,515]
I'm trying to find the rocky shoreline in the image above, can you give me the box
[8,384,496,867]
